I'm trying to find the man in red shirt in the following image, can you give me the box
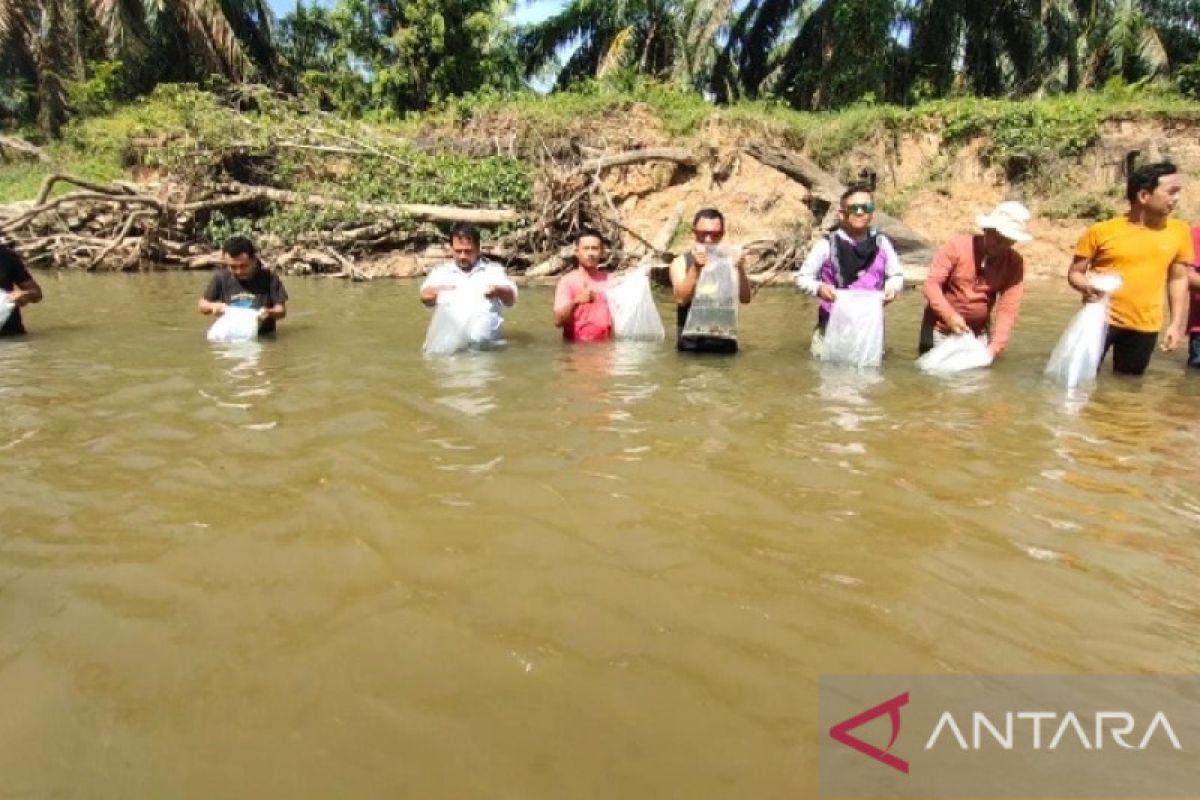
[553,229,613,342]
[919,201,1033,359]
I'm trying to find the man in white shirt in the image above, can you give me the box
[420,223,517,345]
[795,185,904,357]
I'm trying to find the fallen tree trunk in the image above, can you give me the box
[743,142,935,262]
[578,148,698,173]
[202,184,522,224]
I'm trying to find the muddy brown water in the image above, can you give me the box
[2,273,1199,798]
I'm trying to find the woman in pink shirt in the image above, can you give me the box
[554,229,613,342]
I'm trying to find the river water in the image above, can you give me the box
[2,273,1199,798]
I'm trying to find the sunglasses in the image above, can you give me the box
[693,228,724,242]
[844,203,875,215]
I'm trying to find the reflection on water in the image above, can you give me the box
[1,274,1199,798]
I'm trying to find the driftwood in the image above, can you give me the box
[1,170,524,274]
[744,142,935,263]
[579,147,698,173]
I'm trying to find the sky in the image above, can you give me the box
[264,0,567,25]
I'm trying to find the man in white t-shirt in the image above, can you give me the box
[420,223,517,344]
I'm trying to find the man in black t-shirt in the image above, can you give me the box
[198,236,288,334]
[0,243,44,336]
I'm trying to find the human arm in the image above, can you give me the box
[0,248,40,307]
[922,243,969,333]
[486,284,516,307]
[258,273,288,322]
[669,251,702,305]
[1066,256,1105,302]
[735,251,751,304]
[553,274,588,329]
[880,236,904,304]
[198,273,226,316]
[484,264,517,307]
[419,265,453,307]
[988,264,1025,357]
[1161,260,1191,351]
[795,239,836,301]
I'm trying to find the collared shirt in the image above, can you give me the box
[795,229,904,295]
[922,234,1024,354]
[420,259,518,342]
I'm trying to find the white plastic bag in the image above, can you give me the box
[916,332,993,373]
[681,245,738,341]
[0,291,13,330]
[1044,273,1123,387]
[423,287,492,356]
[821,289,884,368]
[606,272,665,341]
[206,307,259,343]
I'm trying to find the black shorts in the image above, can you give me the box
[1104,326,1158,376]
[677,335,738,355]
[1188,333,1200,369]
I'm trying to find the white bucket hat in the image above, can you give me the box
[976,201,1033,242]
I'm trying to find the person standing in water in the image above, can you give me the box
[669,208,751,354]
[198,236,288,335]
[1067,161,1193,376]
[1185,222,1200,370]
[796,184,903,358]
[553,229,613,342]
[0,242,43,337]
[419,223,517,346]
[919,201,1032,359]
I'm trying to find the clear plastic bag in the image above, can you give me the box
[0,292,13,330]
[821,289,884,368]
[916,332,993,373]
[423,287,493,356]
[681,245,738,341]
[1044,273,1123,387]
[1044,302,1109,387]
[206,307,259,343]
[606,272,665,341]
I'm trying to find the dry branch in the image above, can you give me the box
[578,147,698,172]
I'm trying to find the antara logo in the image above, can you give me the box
[829,692,910,774]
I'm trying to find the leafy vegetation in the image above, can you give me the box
[5,0,1200,139]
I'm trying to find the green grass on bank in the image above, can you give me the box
[4,79,1200,211]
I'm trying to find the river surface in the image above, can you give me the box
[2,273,1199,799]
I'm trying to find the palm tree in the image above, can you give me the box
[0,0,279,136]
[516,0,733,90]
[91,0,278,85]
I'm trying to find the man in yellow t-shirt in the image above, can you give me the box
[1067,161,1194,376]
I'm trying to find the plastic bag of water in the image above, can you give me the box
[821,289,885,368]
[1044,272,1123,387]
[0,291,13,330]
[916,332,993,373]
[206,307,259,343]
[681,246,738,341]
[423,287,493,356]
[606,271,665,341]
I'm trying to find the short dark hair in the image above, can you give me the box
[576,228,606,246]
[449,223,481,246]
[840,183,874,206]
[1127,161,1178,203]
[222,236,257,258]
[693,208,725,229]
